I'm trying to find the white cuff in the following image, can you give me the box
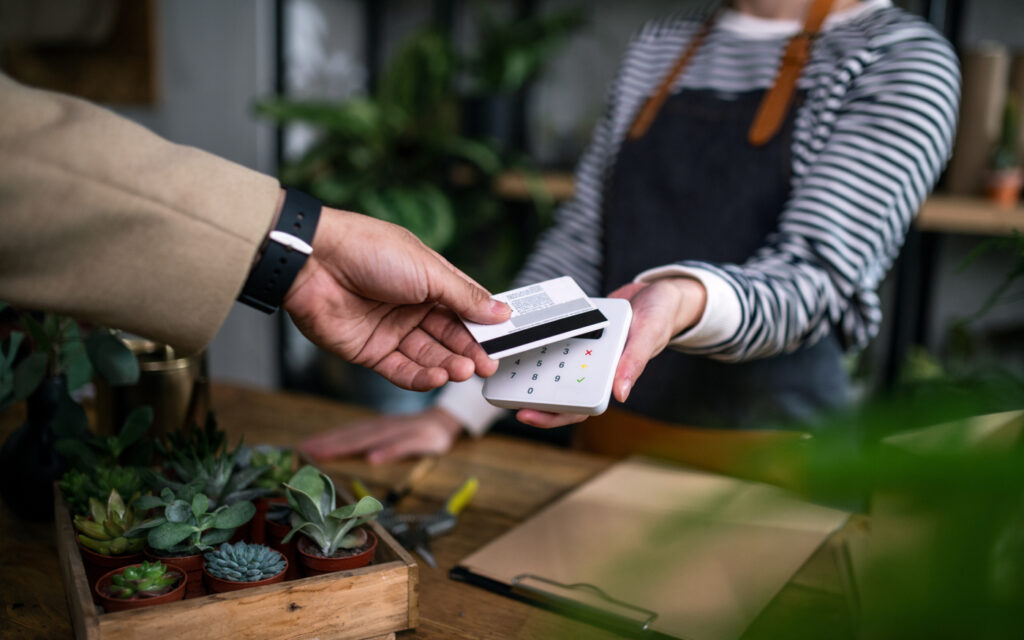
[634,265,742,349]
[436,377,506,437]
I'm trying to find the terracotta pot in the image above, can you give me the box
[145,549,206,599]
[265,517,302,580]
[95,563,186,612]
[203,559,288,593]
[228,521,251,544]
[297,529,377,577]
[986,167,1024,209]
[252,496,288,545]
[77,543,144,602]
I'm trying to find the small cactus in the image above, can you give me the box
[204,542,286,582]
[73,489,146,556]
[106,561,180,599]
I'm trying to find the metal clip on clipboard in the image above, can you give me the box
[511,574,659,634]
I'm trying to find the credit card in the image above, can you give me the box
[462,276,608,360]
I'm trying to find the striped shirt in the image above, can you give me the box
[439,0,961,431]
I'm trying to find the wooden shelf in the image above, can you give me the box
[916,195,1024,236]
[494,171,575,202]
[496,172,1024,237]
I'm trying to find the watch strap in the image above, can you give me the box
[238,188,322,314]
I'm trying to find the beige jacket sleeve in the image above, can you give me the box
[0,74,281,354]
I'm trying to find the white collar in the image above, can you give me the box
[716,0,892,39]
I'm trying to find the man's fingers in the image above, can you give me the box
[426,260,510,325]
[373,351,450,391]
[515,409,589,429]
[398,327,476,381]
[420,307,498,378]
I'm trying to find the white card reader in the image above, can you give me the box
[482,298,632,415]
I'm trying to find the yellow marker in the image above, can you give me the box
[580,364,589,369]
[445,477,479,516]
[350,478,371,501]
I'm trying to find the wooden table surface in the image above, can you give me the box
[0,384,854,640]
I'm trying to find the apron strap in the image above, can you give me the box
[628,0,835,145]
[627,16,715,140]
[748,0,835,146]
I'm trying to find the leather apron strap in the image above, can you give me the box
[627,0,836,145]
[748,0,835,145]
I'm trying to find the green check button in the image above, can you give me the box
[576,377,585,383]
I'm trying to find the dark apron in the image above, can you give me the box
[602,88,849,429]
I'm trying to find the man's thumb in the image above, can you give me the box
[431,267,510,325]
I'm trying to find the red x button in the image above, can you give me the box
[585,350,592,356]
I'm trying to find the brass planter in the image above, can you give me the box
[95,339,209,438]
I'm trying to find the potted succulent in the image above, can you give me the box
[155,426,271,542]
[242,445,295,545]
[73,489,148,591]
[95,560,186,612]
[281,466,383,576]
[986,95,1023,209]
[264,495,302,580]
[132,485,255,598]
[202,541,288,592]
[59,465,145,519]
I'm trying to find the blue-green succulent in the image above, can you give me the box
[204,542,286,582]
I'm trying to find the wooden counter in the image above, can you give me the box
[0,384,855,639]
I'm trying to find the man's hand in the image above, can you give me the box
[299,407,461,464]
[514,277,706,429]
[283,207,509,391]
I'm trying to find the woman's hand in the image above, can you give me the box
[299,407,462,464]
[608,277,706,402]
[514,277,706,429]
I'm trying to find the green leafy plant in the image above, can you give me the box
[73,489,147,556]
[159,411,226,461]
[0,310,139,414]
[254,8,579,290]
[155,429,270,507]
[204,541,286,582]
[242,445,295,492]
[60,466,145,516]
[55,406,154,469]
[132,485,255,556]
[104,561,180,599]
[466,6,585,95]
[281,465,383,557]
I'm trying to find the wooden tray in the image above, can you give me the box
[54,485,418,640]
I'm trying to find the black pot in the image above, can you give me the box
[0,377,67,521]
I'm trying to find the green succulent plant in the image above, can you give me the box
[155,431,271,507]
[105,561,180,599]
[204,541,286,582]
[73,489,147,556]
[160,411,226,461]
[246,445,295,492]
[281,465,383,557]
[131,485,255,556]
[60,465,145,516]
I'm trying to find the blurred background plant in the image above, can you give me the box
[0,304,142,520]
[255,6,582,291]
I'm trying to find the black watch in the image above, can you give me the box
[238,188,322,314]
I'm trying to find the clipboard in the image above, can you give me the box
[451,457,849,640]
